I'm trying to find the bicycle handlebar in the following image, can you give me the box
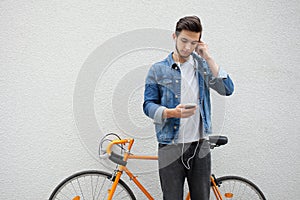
[106,139,131,155]
[109,151,127,166]
[106,139,133,166]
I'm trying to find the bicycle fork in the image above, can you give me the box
[108,166,155,200]
[107,169,123,200]
[211,175,223,200]
[211,174,234,200]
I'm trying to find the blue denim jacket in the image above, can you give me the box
[143,52,234,144]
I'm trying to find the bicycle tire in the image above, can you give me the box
[49,170,136,200]
[210,175,266,200]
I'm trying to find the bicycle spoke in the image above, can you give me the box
[114,187,131,198]
[95,175,109,200]
[76,178,85,200]
[211,176,265,200]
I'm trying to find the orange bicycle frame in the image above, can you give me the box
[106,138,157,200]
[104,138,225,200]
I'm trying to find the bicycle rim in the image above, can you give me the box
[49,170,136,200]
[210,176,266,200]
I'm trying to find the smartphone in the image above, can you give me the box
[184,103,197,109]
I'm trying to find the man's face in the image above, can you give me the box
[174,30,201,59]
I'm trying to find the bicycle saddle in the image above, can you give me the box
[209,136,228,146]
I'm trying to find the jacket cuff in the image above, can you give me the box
[209,67,228,84]
[217,67,228,79]
[153,106,166,125]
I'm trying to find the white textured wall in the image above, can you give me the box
[1,1,299,199]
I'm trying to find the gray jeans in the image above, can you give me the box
[158,140,211,200]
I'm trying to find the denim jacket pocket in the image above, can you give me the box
[156,118,176,143]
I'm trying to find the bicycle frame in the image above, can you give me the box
[52,135,265,200]
[104,138,226,200]
[106,138,156,199]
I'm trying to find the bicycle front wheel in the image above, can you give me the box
[49,170,136,200]
[211,176,266,200]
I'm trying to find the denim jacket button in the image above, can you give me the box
[175,80,179,83]
[175,95,178,98]
[174,126,177,129]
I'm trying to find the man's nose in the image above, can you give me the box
[184,42,192,50]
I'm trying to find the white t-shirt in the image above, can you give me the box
[177,56,201,143]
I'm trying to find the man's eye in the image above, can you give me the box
[191,42,198,45]
[181,39,188,43]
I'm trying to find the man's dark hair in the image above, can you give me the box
[175,16,202,40]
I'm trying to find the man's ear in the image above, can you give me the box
[172,33,176,40]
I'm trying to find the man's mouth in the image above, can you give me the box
[181,50,191,57]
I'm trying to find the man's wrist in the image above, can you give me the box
[204,56,213,62]
[163,108,175,119]
[163,108,169,119]
[205,57,219,77]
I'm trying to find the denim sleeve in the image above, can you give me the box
[209,66,228,84]
[208,66,234,96]
[153,106,167,125]
[193,53,234,96]
[143,66,166,125]
[200,59,234,96]
[216,67,228,79]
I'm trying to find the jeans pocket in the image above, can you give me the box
[198,140,211,159]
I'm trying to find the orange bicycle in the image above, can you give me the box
[49,133,266,200]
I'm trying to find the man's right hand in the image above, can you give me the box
[163,104,197,119]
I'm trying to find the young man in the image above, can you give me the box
[143,16,234,200]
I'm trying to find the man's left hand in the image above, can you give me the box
[195,41,211,60]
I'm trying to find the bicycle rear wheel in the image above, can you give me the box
[49,170,136,200]
[210,176,266,200]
